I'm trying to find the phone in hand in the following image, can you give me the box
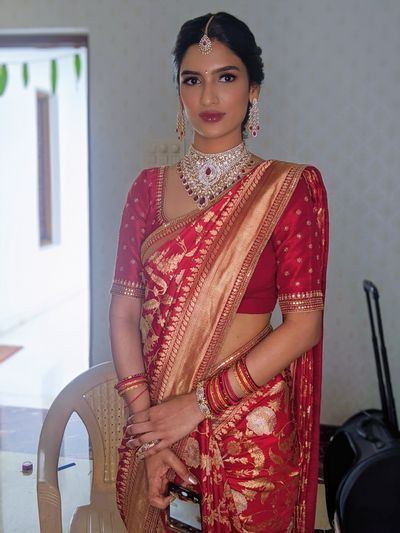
[166,481,202,532]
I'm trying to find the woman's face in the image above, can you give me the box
[179,40,260,151]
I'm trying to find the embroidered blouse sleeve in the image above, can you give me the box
[272,167,325,313]
[110,170,149,299]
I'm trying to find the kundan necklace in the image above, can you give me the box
[177,143,254,208]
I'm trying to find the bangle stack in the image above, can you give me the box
[232,356,259,395]
[195,357,260,418]
[114,373,148,395]
[114,373,149,409]
[204,367,241,416]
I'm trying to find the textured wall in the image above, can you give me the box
[1,0,399,424]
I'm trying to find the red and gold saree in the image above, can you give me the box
[112,160,329,532]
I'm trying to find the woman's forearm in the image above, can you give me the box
[109,299,151,414]
[124,312,323,454]
[228,310,322,398]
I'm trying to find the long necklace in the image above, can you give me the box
[177,143,254,208]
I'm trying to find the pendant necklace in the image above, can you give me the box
[177,143,254,208]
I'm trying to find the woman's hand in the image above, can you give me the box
[126,391,204,458]
[145,448,199,509]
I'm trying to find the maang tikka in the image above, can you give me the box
[199,14,217,55]
[246,98,260,138]
[176,101,185,141]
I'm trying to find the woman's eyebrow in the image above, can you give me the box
[180,65,241,76]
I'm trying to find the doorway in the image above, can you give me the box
[0,32,90,410]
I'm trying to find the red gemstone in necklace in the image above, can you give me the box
[205,167,212,176]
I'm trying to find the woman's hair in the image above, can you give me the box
[172,12,265,134]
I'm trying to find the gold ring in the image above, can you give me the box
[135,439,160,458]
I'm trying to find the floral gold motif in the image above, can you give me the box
[246,406,277,436]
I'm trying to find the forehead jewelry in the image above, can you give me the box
[199,14,217,55]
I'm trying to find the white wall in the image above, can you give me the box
[0,46,88,332]
[0,0,399,424]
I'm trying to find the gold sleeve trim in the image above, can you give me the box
[279,290,324,313]
[110,279,145,298]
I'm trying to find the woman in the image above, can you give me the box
[110,12,328,533]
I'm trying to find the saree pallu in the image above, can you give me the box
[116,160,329,532]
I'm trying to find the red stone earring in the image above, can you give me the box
[246,98,260,138]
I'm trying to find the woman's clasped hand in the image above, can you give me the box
[126,391,204,458]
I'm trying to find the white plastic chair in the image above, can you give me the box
[37,361,127,532]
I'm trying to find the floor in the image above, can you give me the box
[0,450,92,533]
[0,293,90,532]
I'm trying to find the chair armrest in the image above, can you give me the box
[37,479,62,533]
[36,397,74,533]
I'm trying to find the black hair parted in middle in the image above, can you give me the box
[172,12,264,87]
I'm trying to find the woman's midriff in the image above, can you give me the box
[213,312,272,367]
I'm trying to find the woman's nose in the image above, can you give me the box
[200,82,219,106]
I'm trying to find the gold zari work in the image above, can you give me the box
[110,278,145,298]
[279,290,324,313]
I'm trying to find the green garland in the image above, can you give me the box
[0,52,82,97]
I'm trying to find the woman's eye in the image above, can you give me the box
[220,73,236,82]
[182,77,199,86]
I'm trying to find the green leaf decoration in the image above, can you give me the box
[22,63,29,87]
[74,53,81,81]
[0,64,8,96]
[51,59,57,94]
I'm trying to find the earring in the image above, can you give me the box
[246,98,260,138]
[176,102,185,141]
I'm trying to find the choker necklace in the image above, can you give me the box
[177,143,254,208]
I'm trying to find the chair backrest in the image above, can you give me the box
[37,361,126,532]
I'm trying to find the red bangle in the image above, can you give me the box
[124,385,148,409]
[115,373,148,396]
[235,357,259,394]
[222,367,240,403]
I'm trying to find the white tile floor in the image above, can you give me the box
[0,292,89,409]
[0,451,92,533]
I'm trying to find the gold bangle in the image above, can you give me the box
[195,381,212,419]
[118,380,148,395]
[206,376,221,415]
[211,375,224,411]
[232,364,249,395]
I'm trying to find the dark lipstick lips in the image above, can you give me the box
[199,112,226,121]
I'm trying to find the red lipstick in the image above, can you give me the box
[199,112,226,122]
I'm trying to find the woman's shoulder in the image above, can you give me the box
[250,153,321,175]
[133,166,163,184]
[257,158,326,209]
[274,161,327,212]
[264,158,325,189]
[264,157,321,174]
[126,166,163,195]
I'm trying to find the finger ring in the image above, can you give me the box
[135,439,160,458]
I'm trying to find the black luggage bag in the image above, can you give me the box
[323,281,400,533]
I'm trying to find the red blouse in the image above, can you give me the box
[111,166,324,315]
